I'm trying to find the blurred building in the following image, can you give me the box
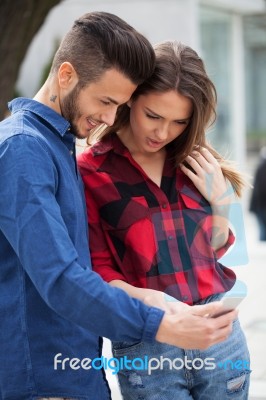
[17,0,266,166]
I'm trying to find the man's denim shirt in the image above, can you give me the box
[0,98,163,400]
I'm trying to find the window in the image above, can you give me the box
[200,7,233,156]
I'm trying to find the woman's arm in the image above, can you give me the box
[110,279,189,314]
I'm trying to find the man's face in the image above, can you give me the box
[60,68,137,139]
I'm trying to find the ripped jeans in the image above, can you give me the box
[112,297,250,399]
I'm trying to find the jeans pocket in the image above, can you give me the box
[112,341,143,357]
[226,370,251,395]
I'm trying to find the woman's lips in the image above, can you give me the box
[147,138,164,148]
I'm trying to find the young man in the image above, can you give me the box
[0,11,236,400]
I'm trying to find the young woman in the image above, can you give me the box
[78,41,250,399]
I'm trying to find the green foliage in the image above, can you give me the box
[247,130,266,139]
[247,130,266,151]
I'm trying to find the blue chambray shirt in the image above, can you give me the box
[0,98,164,400]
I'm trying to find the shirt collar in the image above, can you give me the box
[8,97,71,137]
[91,132,129,157]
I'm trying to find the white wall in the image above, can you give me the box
[17,0,199,97]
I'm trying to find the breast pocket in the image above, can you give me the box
[100,196,149,229]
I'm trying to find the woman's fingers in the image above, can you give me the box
[180,148,228,204]
[185,149,218,175]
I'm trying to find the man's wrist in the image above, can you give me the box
[155,313,175,345]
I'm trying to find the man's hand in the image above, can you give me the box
[155,301,237,350]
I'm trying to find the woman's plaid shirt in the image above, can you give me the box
[78,133,235,305]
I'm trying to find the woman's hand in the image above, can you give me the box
[142,289,190,315]
[180,147,231,206]
[109,280,189,314]
[180,147,234,250]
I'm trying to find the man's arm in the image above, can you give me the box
[110,280,236,349]
[0,136,235,349]
[0,135,163,343]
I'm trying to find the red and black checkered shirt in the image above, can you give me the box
[78,133,235,305]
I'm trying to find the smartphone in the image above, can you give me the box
[212,296,245,318]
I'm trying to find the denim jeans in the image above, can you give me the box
[112,296,250,399]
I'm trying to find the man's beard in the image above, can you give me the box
[60,85,83,139]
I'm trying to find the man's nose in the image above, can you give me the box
[101,109,117,127]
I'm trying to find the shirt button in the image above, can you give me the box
[69,150,73,155]
[182,295,188,301]
[194,359,202,368]
[162,203,167,209]
[168,235,173,240]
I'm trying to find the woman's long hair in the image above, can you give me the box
[94,40,245,196]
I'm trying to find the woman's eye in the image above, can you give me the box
[176,120,188,125]
[146,113,159,119]
[101,100,110,105]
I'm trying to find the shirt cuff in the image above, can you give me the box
[141,306,165,343]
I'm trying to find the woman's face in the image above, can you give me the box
[127,90,193,154]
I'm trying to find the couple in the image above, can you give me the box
[0,11,250,400]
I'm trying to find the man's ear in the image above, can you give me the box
[58,62,78,89]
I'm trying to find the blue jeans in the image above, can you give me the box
[112,298,250,399]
